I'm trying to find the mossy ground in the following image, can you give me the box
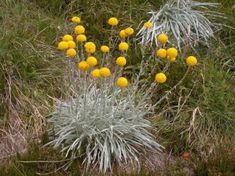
[0,0,234,175]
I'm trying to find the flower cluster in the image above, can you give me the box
[50,15,199,173]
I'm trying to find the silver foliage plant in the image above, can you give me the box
[137,0,223,50]
[46,66,163,172]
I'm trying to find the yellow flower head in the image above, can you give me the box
[71,16,81,23]
[100,45,110,53]
[78,61,90,71]
[66,48,77,58]
[63,34,73,42]
[58,41,68,50]
[67,41,76,49]
[76,34,87,42]
[107,17,119,26]
[157,34,168,45]
[119,30,127,38]
[86,56,98,67]
[186,56,197,66]
[75,25,85,35]
[124,27,134,36]
[84,42,96,53]
[156,48,167,59]
[116,56,127,67]
[100,67,111,77]
[116,77,128,88]
[155,72,167,84]
[167,47,178,59]
[91,69,100,78]
[118,42,129,51]
[144,22,153,28]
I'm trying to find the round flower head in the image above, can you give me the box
[116,56,127,67]
[76,34,87,43]
[119,30,127,38]
[167,47,178,59]
[100,45,110,53]
[57,41,68,50]
[78,61,90,71]
[118,42,129,52]
[66,48,77,58]
[71,16,81,23]
[91,69,100,78]
[186,56,197,66]
[124,27,134,36]
[67,41,76,49]
[156,48,167,59]
[157,34,168,45]
[107,17,119,26]
[116,77,128,88]
[144,22,153,28]
[75,25,85,35]
[86,56,98,67]
[100,67,111,77]
[155,72,167,84]
[84,42,96,53]
[63,34,73,42]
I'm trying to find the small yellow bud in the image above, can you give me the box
[71,16,81,23]
[186,56,197,66]
[86,56,98,67]
[116,56,127,67]
[57,41,68,50]
[76,34,87,42]
[118,42,129,51]
[66,48,77,58]
[100,45,110,53]
[107,17,119,26]
[157,34,168,44]
[78,61,90,71]
[74,25,85,35]
[156,48,167,59]
[67,41,76,49]
[100,67,111,77]
[63,34,73,42]
[116,77,128,88]
[144,22,153,28]
[91,69,101,78]
[167,47,178,59]
[155,72,167,84]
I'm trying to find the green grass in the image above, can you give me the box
[0,0,235,175]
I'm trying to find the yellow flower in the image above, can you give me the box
[78,61,90,71]
[167,47,178,59]
[75,25,85,35]
[91,69,101,78]
[119,30,127,38]
[63,34,73,42]
[116,77,128,88]
[125,27,134,36]
[67,41,76,49]
[118,42,129,51]
[100,67,111,77]
[157,34,168,44]
[100,45,110,53]
[107,17,119,26]
[86,56,98,67]
[186,56,197,66]
[76,34,87,42]
[144,22,153,28]
[71,16,81,23]
[66,48,77,58]
[155,72,167,84]
[116,56,127,66]
[156,48,167,59]
[57,41,68,50]
[84,42,96,53]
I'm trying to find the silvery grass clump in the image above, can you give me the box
[137,0,223,50]
[46,76,163,172]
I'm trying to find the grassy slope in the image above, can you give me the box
[0,0,234,175]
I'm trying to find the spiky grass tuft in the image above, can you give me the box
[138,0,223,50]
